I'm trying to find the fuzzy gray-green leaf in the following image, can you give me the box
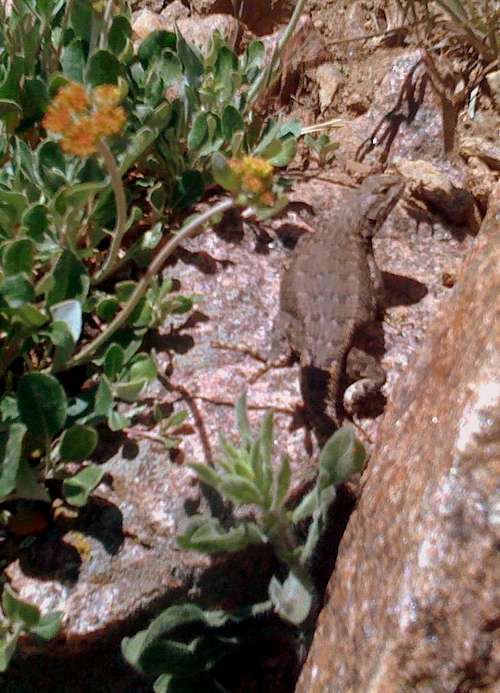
[235,391,252,446]
[318,425,367,487]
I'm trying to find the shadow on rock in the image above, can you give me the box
[18,531,82,584]
[403,198,472,241]
[356,59,428,164]
[382,270,428,307]
[76,497,125,556]
[145,311,210,356]
[175,246,235,274]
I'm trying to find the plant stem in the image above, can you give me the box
[92,140,128,285]
[245,0,308,112]
[266,510,313,591]
[60,198,236,371]
[59,0,75,57]
[100,0,115,49]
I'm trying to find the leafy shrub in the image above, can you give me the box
[122,394,367,691]
[0,0,300,514]
[399,0,498,62]
[0,584,62,671]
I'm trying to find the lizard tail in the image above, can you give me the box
[325,362,343,428]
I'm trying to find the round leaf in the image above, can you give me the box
[62,464,105,507]
[0,273,34,308]
[60,425,98,462]
[3,239,35,275]
[221,105,244,141]
[86,50,121,87]
[129,355,157,383]
[46,249,89,307]
[50,299,83,343]
[17,373,67,440]
[187,112,208,151]
[21,204,49,241]
[211,152,239,192]
[96,297,120,322]
[104,343,125,380]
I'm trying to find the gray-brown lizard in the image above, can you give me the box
[270,174,404,435]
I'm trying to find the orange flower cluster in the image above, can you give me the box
[43,82,126,157]
[228,156,275,206]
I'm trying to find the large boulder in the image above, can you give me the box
[296,183,500,691]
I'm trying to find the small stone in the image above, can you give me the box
[394,158,481,231]
[346,92,369,115]
[441,271,456,288]
[345,159,377,181]
[314,63,343,111]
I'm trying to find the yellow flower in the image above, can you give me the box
[43,81,126,158]
[242,174,265,195]
[61,116,98,157]
[243,156,273,179]
[56,82,89,114]
[92,84,122,110]
[259,191,275,207]
[93,106,126,137]
[43,103,72,134]
[228,156,274,204]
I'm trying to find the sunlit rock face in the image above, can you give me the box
[297,183,500,692]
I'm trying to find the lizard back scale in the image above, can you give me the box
[271,175,404,428]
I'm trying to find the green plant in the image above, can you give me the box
[0,584,62,671]
[400,0,498,62]
[122,394,367,691]
[303,133,340,167]
[0,0,305,515]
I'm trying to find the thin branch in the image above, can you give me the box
[59,198,236,370]
[92,140,128,285]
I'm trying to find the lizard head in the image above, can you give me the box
[357,175,404,239]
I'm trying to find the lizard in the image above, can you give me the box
[270,174,405,439]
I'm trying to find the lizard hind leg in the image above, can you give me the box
[343,346,386,417]
[300,365,340,443]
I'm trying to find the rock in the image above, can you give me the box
[5,437,275,654]
[184,0,233,21]
[176,14,241,51]
[131,0,165,11]
[460,135,500,172]
[188,0,295,35]
[314,63,344,111]
[132,10,242,51]
[131,8,171,40]
[345,90,369,115]
[296,183,500,692]
[394,158,481,231]
[464,160,497,215]
[457,112,499,212]
[258,15,332,105]
[160,0,190,23]
[338,51,457,165]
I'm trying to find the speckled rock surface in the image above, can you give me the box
[296,182,500,692]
